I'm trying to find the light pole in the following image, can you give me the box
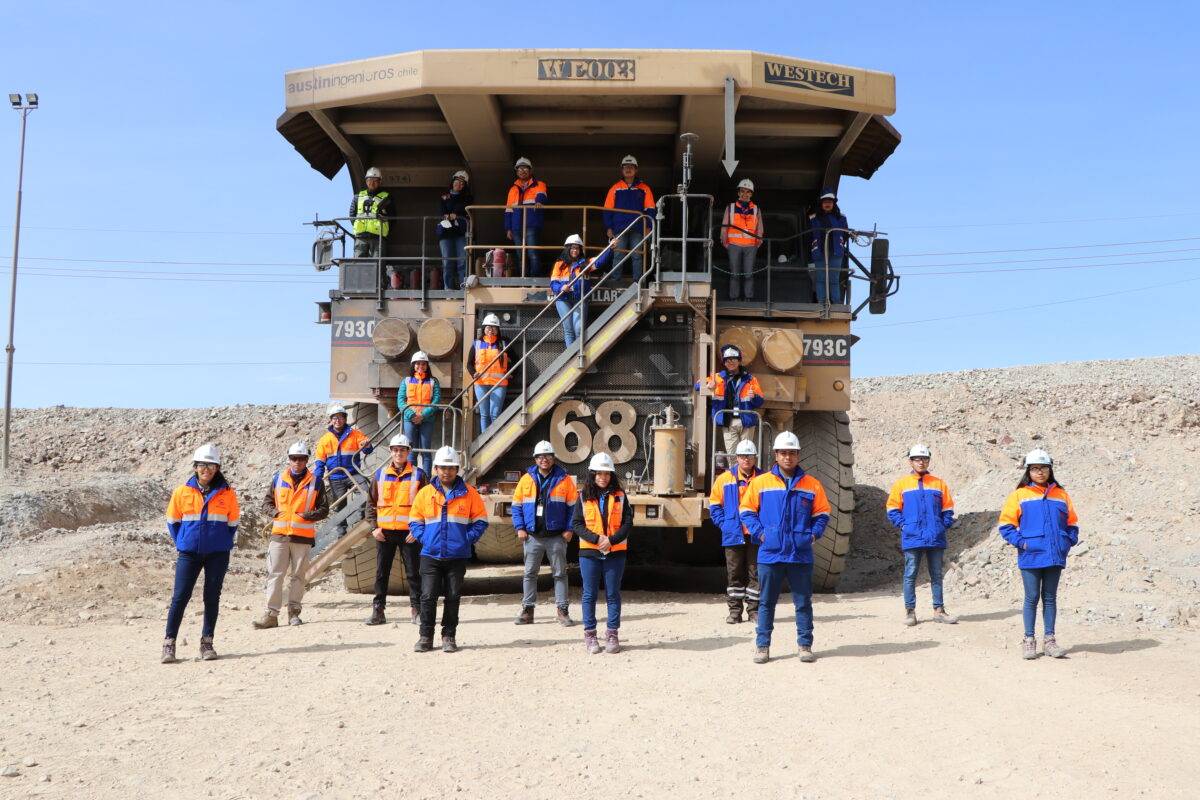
[3,93,36,473]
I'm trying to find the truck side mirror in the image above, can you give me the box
[869,238,896,315]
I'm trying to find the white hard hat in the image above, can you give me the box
[737,179,755,192]
[721,345,742,360]
[533,440,555,457]
[514,157,533,170]
[773,432,801,451]
[820,190,837,201]
[365,167,383,179]
[563,233,584,247]
[589,452,616,472]
[327,403,348,418]
[433,446,461,467]
[481,313,501,328]
[735,440,758,456]
[288,441,311,458]
[451,170,469,183]
[410,351,429,363]
[1024,449,1053,467]
[389,434,412,448]
[908,444,932,459]
[620,155,639,167]
[192,444,221,466]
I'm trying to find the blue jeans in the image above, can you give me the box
[811,255,844,304]
[515,227,541,277]
[404,415,436,472]
[756,561,814,647]
[580,553,626,631]
[439,236,467,290]
[612,229,645,282]
[165,549,230,639]
[474,384,506,431]
[555,297,583,346]
[1021,566,1063,637]
[902,547,945,609]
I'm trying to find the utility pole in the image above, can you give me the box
[3,93,37,473]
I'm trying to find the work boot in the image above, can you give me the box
[1043,635,1067,659]
[725,611,742,625]
[199,636,218,661]
[747,610,759,626]
[251,612,278,630]
[366,607,386,626]
[287,608,303,626]
[605,629,621,654]
[1022,636,1038,660]
[584,629,602,655]
[410,607,420,625]
[753,646,770,664]
[933,606,958,624]
[798,646,816,663]
[161,638,176,664]
[556,606,574,627]
[514,605,535,625]
[441,635,458,654]
[904,608,917,627]
[413,636,433,653]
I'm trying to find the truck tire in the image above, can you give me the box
[346,401,383,440]
[794,410,854,591]
[474,520,524,563]
[341,538,410,595]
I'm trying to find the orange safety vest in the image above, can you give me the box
[375,462,425,531]
[579,490,627,553]
[272,469,319,539]
[473,336,509,387]
[726,202,761,246]
[404,376,434,407]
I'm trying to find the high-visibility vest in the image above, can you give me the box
[354,190,390,237]
[726,202,760,246]
[579,490,627,553]
[473,337,509,386]
[272,470,319,539]
[375,463,425,531]
[404,376,435,407]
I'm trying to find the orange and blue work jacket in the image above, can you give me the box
[695,369,764,428]
[723,201,763,247]
[886,472,955,550]
[166,475,239,554]
[512,464,578,535]
[367,462,427,531]
[709,466,763,546]
[400,375,441,423]
[409,477,488,560]
[550,249,613,305]
[271,469,321,540]
[999,483,1079,569]
[471,335,509,387]
[314,425,373,482]
[573,490,631,556]
[603,179,656,234]
[739,466,831,565]
[504,178,548,233]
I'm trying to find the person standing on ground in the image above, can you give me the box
[549,234,614,348]
[708,439,764,625]
[603,155,655,282]
[438,170,473,290]
[999,449,1080,660]
[721,178,763,301]
[572,452,633,654]
[408,446,488,653]
[886,444,958,627]
[512,440,579,627]
[253,441,330,629]
[468,314,513,433]
[807,188,849,305]
[696,345,764,459]
[351,166,392,258]
[314,403,373,539]
[365,434,427,626]
[740,432,830,665]
[162,444,240,663]
[505,157,548,277]
[399,351,441,472]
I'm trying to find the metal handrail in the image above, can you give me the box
[705,408,774,482]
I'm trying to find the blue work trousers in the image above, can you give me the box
[580,553,626,631]
[1021,566,1063,637]
[903,547,946,609]
[555,298,583,346]
[756,561,814,648]
[474,384,506,432]
[404,416,436,472]
[811,255,844,304]
[165,550,230,640]
[439,236,467,290]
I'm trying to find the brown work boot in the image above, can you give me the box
[725,610,743,625]
[904,608,917,627]
[287,608,303,626]
[584,629,602,654]
[747,610,759,626]
[514,605,535,625]
[798,646,816,663]
[199,636,218,661]
[556,606,574,627]
[413,636,434,653]
[251,612,278,630]
[604,629,621,654]
[161,638,176,664]
[1022,636,1038,660]
[933,606,958,624]
[1043,635,1067,658]
[753,646,770,664]
[441,635,459,653]
[365,607,386,626]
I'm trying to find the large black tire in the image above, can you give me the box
[341,535,410,595]
[474,520,524,563]
[794,410,854,591]
[347,401,383,440]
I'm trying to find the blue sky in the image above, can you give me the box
[1,1,1196,408]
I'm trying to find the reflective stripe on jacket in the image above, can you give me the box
[472,337,509,387]
[603,179,656,233]
[504,179,548,233]
[165,476,240,555]
[409,477,488,559]
[400,376,441,422]
[272,469,320,539]
[999,484,1079,569]
[739,466,831,565]
[314,425,373,482]
[550,248,612,305]
[886,472,955,550]
[708,467,763,546]
[808,211,848,259]
[695,369,765,428]
[724,202,762,246]
[578,490,629,554]
[512,464,578,534]
[354,190,390,237]
[370,462,427,531]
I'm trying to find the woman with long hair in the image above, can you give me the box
[571,452,632,654]
[807,188,849,304]
[467,313,514,432]
[437,170,473,290]
[399,351,441,472]
[549,234,613,347]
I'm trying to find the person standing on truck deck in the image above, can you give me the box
[161,444,240,663]
[721,178,764,301]
[740,431,830,665]
[572,452,633,655]
[512,440,579,627]
[696,344,765,458]
[886,444,958,627]
[399,351,441,472]
[549,234,614,347]
[315,403,373,539]
[365,434,427,626]
[807,188,849,305]
[253,441,330,630]
[351,166,392,259]
[603,155,655,283]
[468,313,513,433]
[505,157,548,277]
[408,446,488,654]
[708,439,764,625]
[999,449,1080,660]
[438,170,473,290]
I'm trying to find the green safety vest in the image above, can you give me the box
[354,190,390,237]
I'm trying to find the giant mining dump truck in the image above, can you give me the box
[276,49,901,593]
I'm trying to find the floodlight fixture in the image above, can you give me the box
[26,94,37,107]
[7,95,18,108]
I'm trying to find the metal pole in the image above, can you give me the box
[3,102,31,472]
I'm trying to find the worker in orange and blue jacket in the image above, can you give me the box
[603,154,655,282]
[315,403,373,539]
[709,438,765,625]
[549,234,614,347]
[740,431,830,665]
[162,443,240,664]
[696,344,765,458]
[886,444,957,627]
[364,433,427,627]
[999,449,1080,661]
[408,446,488,654]
[505,156,548,277]
[512,440,579,627]
[400,351,441,472]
